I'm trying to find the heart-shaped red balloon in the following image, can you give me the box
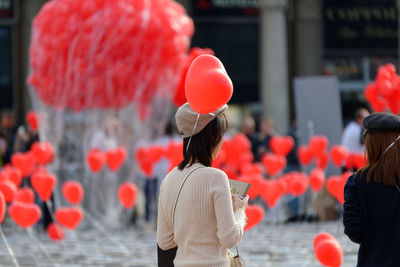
[26,110,38,131]
[326,175,346,204]
[309,135,329,157]
[315,238,343,267]
[0,192,5,223]
[87,149,105,173]
[31,142,54,165]
[239,175,262,200]
[3,167,22,187]
[244,205,265,231]
[330,145,348,167]
[55,207,83,230]
[297,145,313,166]
[47,222,65,241]
[316,152,329,170]
[106,147,127,171]
[118,182,138,209]
[270,136,295,156]
[289,172,309,197]
[14,188,35,204]
[9,202,42,229]
[11,152,35,177]
[0,180,17,203]
[185,55,233,114]
[313,232,337,251]
[260,180,285,208]
[62,181,84,205]
[31,172,57,201]
[309,168,325,192]
[261,153,287,176]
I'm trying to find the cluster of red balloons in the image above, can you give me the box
[365,63,400,114]
[87,147,127,173]
[173,47,214,107]
[326,172,353,204]
[135,142,183,177]
[28,0,193,116]
[314,232,343,267]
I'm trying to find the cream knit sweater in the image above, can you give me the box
[157,163,246,267]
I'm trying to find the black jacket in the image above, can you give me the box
[343,170,400,267]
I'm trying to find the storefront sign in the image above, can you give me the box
[323,0,398,55]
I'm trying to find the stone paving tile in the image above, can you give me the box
[0,221,357,266]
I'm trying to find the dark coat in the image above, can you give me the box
[343,170,400,267]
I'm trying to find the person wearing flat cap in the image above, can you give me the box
[157,103,249,267]
[343,112,400,267]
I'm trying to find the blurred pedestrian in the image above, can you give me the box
[241,116,261,161]
[0,112,16,163]
[257,117,275,159]
[344,112,400,267]
[157,103,248,266]
[341,108,369,154]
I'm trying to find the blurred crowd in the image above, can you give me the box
[0,112,38,167]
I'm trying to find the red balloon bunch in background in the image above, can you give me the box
[314,232,343,267]
[364,63,400,114]
[28,0,194,116]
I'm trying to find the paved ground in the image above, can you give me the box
[0,221,357,267]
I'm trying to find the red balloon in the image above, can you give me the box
[0,192,5,224]
[212,149,226,169]
[31,172,57,201]
[260,180,285,208]
[0,180,17,203]
[261,153,286,176]
[55,207,83,230]
[185,55,233,114]
[309,135,329,157]
[289,172,309,197]
[47,222,65,241]
[31,142,54,165]
[315,239,343,267]
[3,167,22,187]
[11,152,35,177]
[269,136,295,156]
[297,145,313,166]
[313,232,336,251]
[147,146,165,163]
[106,147,127,171]
[62,181,84,205]
[326,176,346,204]
[309,168,325,192]
[118,182,138,209]
[14,188,35,204]
[87,149,105,173]
[244,205,265,231]
[329,145,348,167]
[316,152,329,170]
[174,47,214,107]
[239,175,262,200]
[26,110,38,131]
[9,202,42,229]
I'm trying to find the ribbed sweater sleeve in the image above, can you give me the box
[211,170,245,249]
[157,182,177,250]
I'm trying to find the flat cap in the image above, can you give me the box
[175,103,228,138]
[363,112,400,132]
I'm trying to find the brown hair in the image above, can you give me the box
[358,131,400,186]
[177,114,228,170]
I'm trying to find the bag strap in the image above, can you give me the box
[172,166,204,225]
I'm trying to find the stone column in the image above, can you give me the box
[260,0,290,134]
[294,0,322,76]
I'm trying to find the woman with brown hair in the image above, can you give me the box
[157,103,249,267]
[343,112,400,267]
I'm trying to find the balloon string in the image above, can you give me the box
[83,209,130,255]
[0,226,20,267]
[186,113,200,153]
[26,228,57,265]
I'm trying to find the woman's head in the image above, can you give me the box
[359,112,400,185]
[175,103,228,170]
